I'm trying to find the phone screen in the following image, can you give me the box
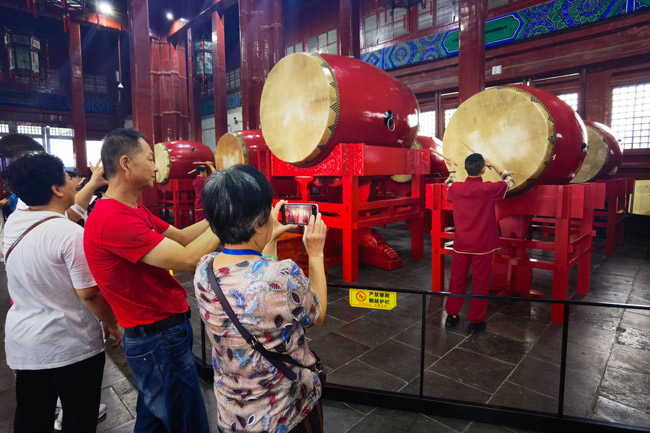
[281,203,318,226]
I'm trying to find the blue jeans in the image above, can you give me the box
[123,319,209,433]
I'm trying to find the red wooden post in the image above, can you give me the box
[187,30,203,143]
[339,0,360,58]
[128,0,157,206]
[343,153,360,282]
[212,3,228,141]
[68,22,87,175]
[457,0,486,103]
[551,186,570,324]
[429,184,445,292]
[411,172,424,260]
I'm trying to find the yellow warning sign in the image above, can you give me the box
[349,289,396,310]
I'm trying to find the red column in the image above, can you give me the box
[187,30,203,143]
[458,0,486,103]
[339,0,360,58]
[128,0,157,206]
[68,22,87,175]
[212,4,228,141]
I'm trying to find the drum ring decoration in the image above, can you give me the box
[384,110,396,132]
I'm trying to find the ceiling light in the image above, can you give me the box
[166,12,174,21]
[98,2,113,15]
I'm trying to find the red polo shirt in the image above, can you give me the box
[83,199,189,328]
[447,177,508,254]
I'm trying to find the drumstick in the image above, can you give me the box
[462,142,503,173]
[429,147,451,162]
[188,169,197,175]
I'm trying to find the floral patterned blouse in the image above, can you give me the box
[194,253,322,433]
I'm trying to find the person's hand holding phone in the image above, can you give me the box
[271,200,296,241]
[303,213,327,257]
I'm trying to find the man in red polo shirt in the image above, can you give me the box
[445,153,515,334]
[83,129,220,433]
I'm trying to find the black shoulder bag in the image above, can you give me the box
[206,257,326,384]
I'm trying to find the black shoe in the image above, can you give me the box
[445,315,460,328]
[468,321,486,334]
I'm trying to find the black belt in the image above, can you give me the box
[124,310,191,338]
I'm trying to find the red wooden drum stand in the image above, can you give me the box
[272,143,430,282]
[594,178,635,257]
[426,182,605,324]
[157,179,195,228]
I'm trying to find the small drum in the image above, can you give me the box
[260,53,419,167]
[214,130,268,170]
[443,85,587,195]
[571,121,622,183]
[391,136,448,183]
[154,140,214,184]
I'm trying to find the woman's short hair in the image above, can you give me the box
[5,153,65,206]
[465,153,485,176]
[202,165,274,244]
[101,128,146,178]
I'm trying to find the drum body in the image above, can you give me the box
[260,53,419,167]
[154,140,214,184]
[571,121,622,183]
[214,130,268,170]
[443,85,588,195]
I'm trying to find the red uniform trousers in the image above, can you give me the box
[445,250,494,323]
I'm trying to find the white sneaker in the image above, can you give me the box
[54,403,108,430]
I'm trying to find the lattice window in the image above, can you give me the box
[436,0,458,26]
[419,110,436,138]
[0,124,9,135]
[86,140,103,166]
[444,108,457,128]
[308,29,337,54]
[557,92,578,112]
[417,1,434,31]
[17,124,42,135]
[364,9,408,46]
[611,83,650,150]
[226,68,241,92]
[49,127,74,137]
[285,42,303,56]
[49,138,75,167]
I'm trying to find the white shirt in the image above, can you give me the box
[3,209,104,370]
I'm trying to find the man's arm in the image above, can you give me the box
[68,161,108,222]
[162,219,210,246]
[75,286,123,348]
[140,228,220,273]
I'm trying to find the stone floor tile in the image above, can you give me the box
[358,339,438,382]
[326,359,407,392]
[403,371,491,404]
[608,343,650,374]
[347,407,459,433]
[322,399,366,433]
[111,379,138,419]
[305,315,346,340]
[326,297,373,323]
[464,421,518,433]
[432,348,514,394]
[397,293,445,314]
[307,332,371,371]
[0,362,14,394]
[102,419,136,433]
[483,313,548,343]
[334,314,404,347]
[592,396,650,428]
[395,322,467,357]
[459,331,532,364]
[365,304,423,329]
[96,386,136,433]
[488,381,558,414]
[600,366,650,413]
[498,301,552,323]
[615,327,650,352]
[628,290,650,304]
[0,387,16,433]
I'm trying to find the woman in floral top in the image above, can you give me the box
[195,165,327,433]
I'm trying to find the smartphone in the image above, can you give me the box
[280,203,319,226]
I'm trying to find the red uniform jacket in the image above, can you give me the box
[447,176,507,254]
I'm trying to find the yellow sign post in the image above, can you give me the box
[349,289,397,310]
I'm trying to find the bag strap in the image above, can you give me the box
[207,256,307,381]
[5,216,59,262]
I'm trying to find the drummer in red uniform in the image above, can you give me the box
[444,153,515,334]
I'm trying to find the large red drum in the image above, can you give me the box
[154,140,214,184]
[443,85,588,195]
[571,121,623,183]
[260,53,419,167]
[214,130,268,170]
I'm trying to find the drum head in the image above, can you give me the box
[260,53,337,165]
[154,143,171,184]
[443,87,555,194]
[571,125,610,183]
[391,140,422,183]
[214,132,249,169]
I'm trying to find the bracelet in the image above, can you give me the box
[448,171,456,173]
[262,254,278,260]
